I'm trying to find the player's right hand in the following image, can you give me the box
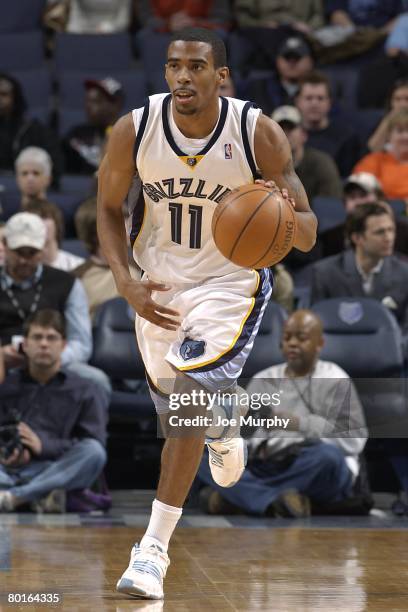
[121,280,181,330]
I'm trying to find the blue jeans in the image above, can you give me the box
[0,438,106,503]
[198,442,353,515]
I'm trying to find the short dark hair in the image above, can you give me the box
[169,27,227,68]
[345,202,394,245]
[23,309,66,338]
[25,200,65,246]
[297,71,332,98]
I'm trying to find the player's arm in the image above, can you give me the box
[97,113,180,330]
[254,113,317,252]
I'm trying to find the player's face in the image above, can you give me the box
[16,161,50,197]
[354,214,396,258]
[166,41,226,115]
[282,316,323,374]
[296,84,331,124]
[23,324,65,369]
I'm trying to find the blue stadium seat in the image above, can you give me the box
[0,175,18,193]
[240,301,287,381]
[136,28,170,78]
[321,66,359,111]
[311,297,407,436]
[0,0,45,32]
[227,31,254,77]
[58,108,86,137]
[312,196,346,233]
[11,67,51,108]
[48,191,82,237]
[0,31,44,70]
[61,239,88,259]
[91,297,155,419]
[0,192,20,221]
[54,33,133,72]
[345,108,385,146]
[60,174,94,195]
[58,70,147,112]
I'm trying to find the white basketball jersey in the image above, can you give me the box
[125,93,261,284]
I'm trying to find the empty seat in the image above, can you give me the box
[11,68,52,108]
[55,33,133,72]
[91,297,155,419]
[60,174,94,194]
[58,108,86,137]
[0,0,45,33]
[61,238,88,259]
[0,31,44,71]
[240,300,287,381]
[312,196,346,233]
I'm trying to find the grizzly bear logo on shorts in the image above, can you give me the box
[180,337,206,361]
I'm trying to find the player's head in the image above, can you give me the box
[281,310,323,376]
[166,27,228,115]
[346,202,396,259]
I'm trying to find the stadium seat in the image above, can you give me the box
[91,297,155,419]
[58,70,147,112]
[321,66,359,111]
[0,175,18,193]
[61,239,88,259]
[0,31,44,70]
[136,28,170,78]
[0,0,45,33]
[58,108,86,137]
[0,192,20,221]
[311,297,407,436]
[227,30,254,77]
[312,196,346,233]
[345,108,385,146]
[48,191,82,237]
[240,301,287,381]
[54,33,133,72]
[11,67,52,108]
[60,174,94,195]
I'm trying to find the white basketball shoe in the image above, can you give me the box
[116,542,169,599]
[206,386,249,488]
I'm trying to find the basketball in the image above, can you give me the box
[212,184,297,268]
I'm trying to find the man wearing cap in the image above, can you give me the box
[244,36,315,116]
[311,202,408,336]
[63,77,124,174]
[319,172,408,258]
[0,212,109,393]
[272,105,342,202]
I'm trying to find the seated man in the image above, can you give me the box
[0,211,110,394]
[311,202,408,336]
[0,309,108,513]
[198,310,368,516]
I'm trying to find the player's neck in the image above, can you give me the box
[171,98,220,139]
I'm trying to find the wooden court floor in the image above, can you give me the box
[1,524,408,611]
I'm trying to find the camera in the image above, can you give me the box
[0,410,22,461]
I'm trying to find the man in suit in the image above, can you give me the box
[311,202,408,335]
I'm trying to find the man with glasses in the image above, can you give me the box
[0,309,108,512]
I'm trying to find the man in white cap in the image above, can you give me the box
[320,172,408,258]
[0,212,109,394]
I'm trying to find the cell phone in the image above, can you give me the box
[11,335,24,354]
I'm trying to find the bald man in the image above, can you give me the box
[197,310,368,517]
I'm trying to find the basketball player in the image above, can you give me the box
[97,28,317,599]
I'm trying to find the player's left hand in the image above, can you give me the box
[255,179,296,209]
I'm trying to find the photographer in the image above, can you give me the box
[0,309,108,512]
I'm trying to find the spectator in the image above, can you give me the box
[368,78,408,152]
[270,264,294,312]
[0,73,62,184]
[386,13,408,57]
[295,71,361,177]
[25,200,85,272]
[319,172,408,258]
[63,77,124,175]
[234,1,323,72]
[0,212,110,394]
[243,36,315,115]
[44,0,133,33]
[138,0,230,33]
[353,109,408,201]
[198,310,367,517]
[73,198,123,320]
[326,0,403,30]
[0,309,107,513]
[15,147,52,208]
[311,202,408,335]
[271,105,342,201]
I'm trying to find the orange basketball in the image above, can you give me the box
[212,184,297,268]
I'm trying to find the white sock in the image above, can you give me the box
[140,499,182,552]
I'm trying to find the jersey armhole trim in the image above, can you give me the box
[133,97,150,163]
[241,101,258,179]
